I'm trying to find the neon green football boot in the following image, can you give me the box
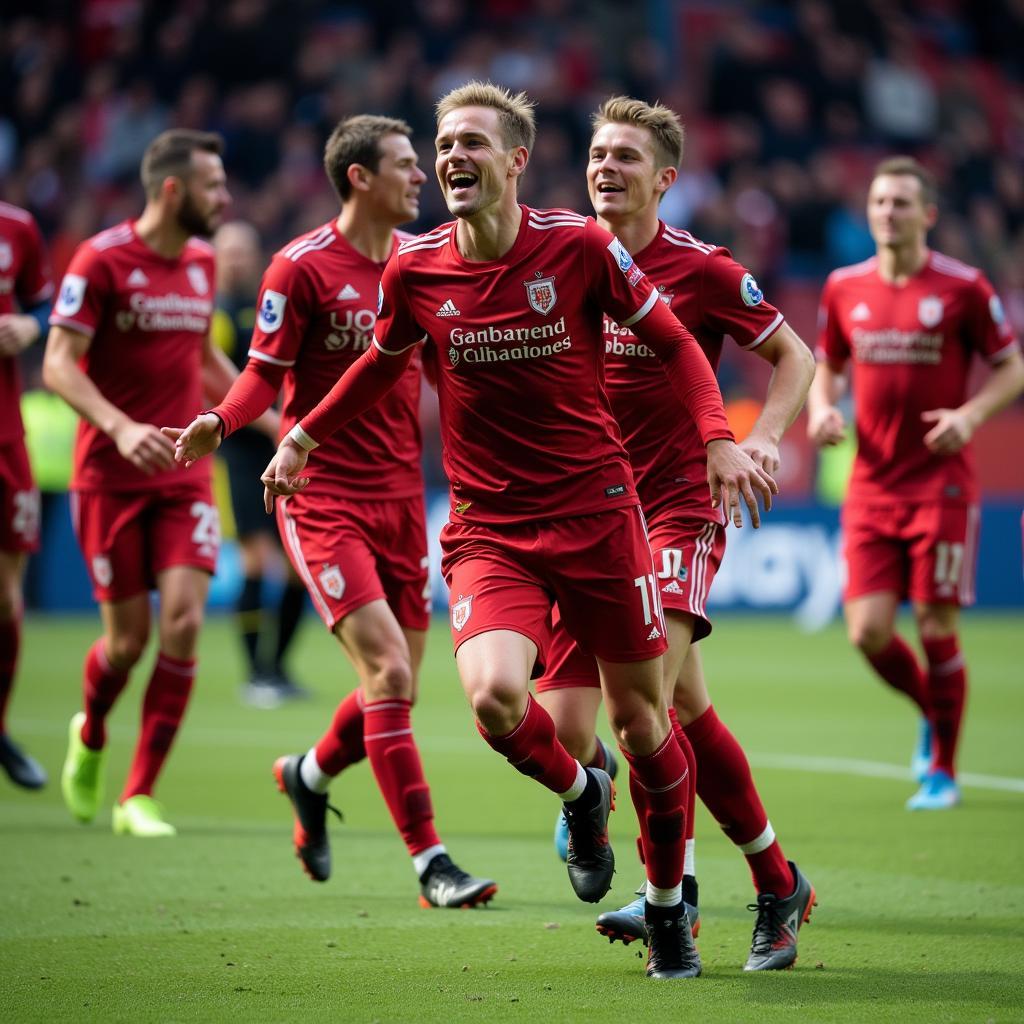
[112,794,177,837]
[61,712,106,823]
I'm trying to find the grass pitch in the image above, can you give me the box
[2,612,1022,1023]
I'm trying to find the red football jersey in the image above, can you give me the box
[240,222,422,500]
[0,202,53,443]
[606,223,785,519]
[50,221,216,492]
[817,251,1020,503]
[347,206,732,525]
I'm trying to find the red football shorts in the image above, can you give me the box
[0,438,40,554]
[535,512,726,692]
[277,493,430,632]
[842,500,980,606]
[70,481,220,602]
[441,504,668,670]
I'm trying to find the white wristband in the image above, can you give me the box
[287,423,319,451]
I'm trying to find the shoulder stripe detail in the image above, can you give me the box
[283,224,333,257]
[619,288,659,328]
[247,348,295,367]
[0,201,32,224]
[528,217,586,231]
[830,257,878,282]
[399,226,453,251]
[663,226,715,253]
[929,252,979,281]
[741,312,785,350]
[989,338,1021,364]
[662,233,714,254]
[529,208,586,223]
[284,226,336,263]
[372,334,425,356]
[92,226,135,251]
[397,236,452,254]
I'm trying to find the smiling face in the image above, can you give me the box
[365,132,427,226]
[434,105,525,219]
[867,173,936,251]
[587,121,675,226]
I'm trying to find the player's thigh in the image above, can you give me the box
[544,504,667,665]
[456,628,538,732]
[71,489,150,601]
[99,592,152,667]
[844,591,901,651]
[663,609,698,702]
[276,496,385,632]
[402,627,427,701]
[841,502,907,605]
[0,438,40,559]
[911,600,960,640]
[596,653,668,756]
[0,549,26,620]
[333,597,414,699]
[907,502,980,608]
[441,519,552,671]
[672,642,711,725]
[649,515,725,644]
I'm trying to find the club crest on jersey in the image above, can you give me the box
[116,311,135,332]
[318,564,345,600]
[187,264,209,295]
[448,346,460,367]
[740,273,764,306]
[526,275,557,316]
[0,241,11,271]
[451,594,473,632]
[918,295,943,328]
[258,290,287,333]
[56,274,87,316]
[658,287,674,307]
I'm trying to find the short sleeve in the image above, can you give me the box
[49,243,109,339]
[15,216,53,307]
[700,248,784,350]
[964,274,1020,365]
[583,219,660,328]
[815,274,849,368]
[246,255,316,368]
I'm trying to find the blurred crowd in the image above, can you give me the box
[4,0,1024,370]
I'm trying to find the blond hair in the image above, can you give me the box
[591,96,685,170]
[435,81,536,151]
[872,156,938,207]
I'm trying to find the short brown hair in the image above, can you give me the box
[591,96,685,170]
[323,115,414,202]
[872,156,938,206]
[435,81,536,151]
[140,129,223,198]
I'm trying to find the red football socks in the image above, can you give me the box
[922,635,967,776]
[476,694,579,795]
[620,730,688,891]
[668,706,697,846]
[684,705,792,897]
[866,635,930,716]
[363,698,441,855]
[120,652,195,800]
[0,618,19,733]
[81,638,131,751]
[314,688,367,775]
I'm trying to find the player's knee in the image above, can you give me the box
[469,679,523,735]
[161,605,204,655]
[364,654,413,701]
[608,701,662,755]
[106,631,147,669]
[553,718,595,762]
[0,581,21,622]
[848,620,891,655]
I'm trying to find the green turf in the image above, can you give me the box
[2,612,1022,1023]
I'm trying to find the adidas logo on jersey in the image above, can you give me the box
[851,302,871,321]
[337,284,360,301]
[661,580,684,595]
[647,626,662,641]
[436,298,461,317]
[127,268,149,286]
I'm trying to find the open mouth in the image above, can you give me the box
[596,182,624,195]
[448,171,478,194]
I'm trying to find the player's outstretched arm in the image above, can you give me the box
[922,348,1024,454]
[742,323,816,473]
[261,436,310,512]
[706,438,778,528]
[43,324,175,475]
[806,359,848,447]
[162,413,225,467]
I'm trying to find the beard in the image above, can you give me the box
[177,191,218,238]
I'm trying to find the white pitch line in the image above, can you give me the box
[749,752,1024,794]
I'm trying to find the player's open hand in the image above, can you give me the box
[162,412,224,468]
[0,314,39,356]
[921,407,973,454]
[112,419,176,475]
[807,405,846,447]
[261,438,310,512]
[706,438,777,528]
[740,430,781,474]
